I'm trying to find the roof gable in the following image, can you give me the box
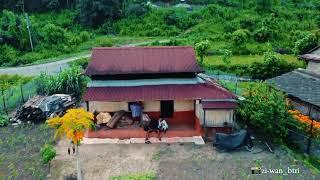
[85,46,203,76]
[299,45,320,62]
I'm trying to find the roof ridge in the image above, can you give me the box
[294,69,320,80]
[93,46,194,50]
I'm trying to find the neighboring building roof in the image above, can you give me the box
[202,101,238,109]
[299,46,320,62]
[85,46,203,76]
[268,69,320,107]
[83,83,236,102]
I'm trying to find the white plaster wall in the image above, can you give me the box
[88,101,128,112]
[174,100,194,111]
[143,101,160,112]
[88,100,195,113]
[204,110,234,127]
[307,61,320,74]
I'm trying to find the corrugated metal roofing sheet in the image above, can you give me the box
[202,101,238,109]
[85,46,203,76]
[87,78,205,87]
[83,83,236,102]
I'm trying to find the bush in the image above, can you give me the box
[253,26,274,42]
[35,66,87,100]
[294,32,317,55]
[224,21,239,33]
[231,29,250,47]
[0,115,9,127]
[41,23,67,45]
[70,58,89,69]
[40,144,56,164]
[249,52,300,80]
[237,83,291,143]
[240,16,257,30]
[95,38,113,47]
[0,44,18,66]
[79,31,91,42]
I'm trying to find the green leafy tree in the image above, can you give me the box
[195,40,210,65]
[231,29,249,47]
[256,0,273,12]
[0,10,30,50]
[76,0,123,27]
[238,83,291,143]
[41,23,66,45]
[253,26,274,42]
[220,49,232,65]
[0,44,18,66]
[250,51,298,80]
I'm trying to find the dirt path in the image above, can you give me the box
[0,40,168,76]
[50,140,319,180]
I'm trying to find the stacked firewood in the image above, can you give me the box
[14,95,47,123]
[116,115,134,128]
[13,94,76,123]
[106,110,126,128]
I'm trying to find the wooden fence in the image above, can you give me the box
[0,81,37,115]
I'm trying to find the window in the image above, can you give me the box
[160,100,174,118]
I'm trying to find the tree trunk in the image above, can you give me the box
[76,145,82,180]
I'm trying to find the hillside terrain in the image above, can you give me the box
[0,0,319,71]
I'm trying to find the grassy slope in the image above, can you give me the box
[205,54,302,66]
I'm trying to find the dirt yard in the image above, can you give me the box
[50,140,319,180]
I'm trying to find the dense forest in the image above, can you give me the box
[0,0,319,67]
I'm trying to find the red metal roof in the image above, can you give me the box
[202,101,238,109]
[85,46,203,76]
[83,83,236,102]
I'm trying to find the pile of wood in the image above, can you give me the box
[13,94,76,123]
[106,110,126,129]
[13,95,46,123]
[116,115,134,128]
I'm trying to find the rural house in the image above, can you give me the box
[83,46,237,139]
[299,46,320,73]
[268,46,320,120]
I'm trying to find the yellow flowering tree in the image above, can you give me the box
[47,108,94,180]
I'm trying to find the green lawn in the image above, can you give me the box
[218,80,260,96]
[205,54,301,66]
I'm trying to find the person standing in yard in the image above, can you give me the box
[130,101,143,124]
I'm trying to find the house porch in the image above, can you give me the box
[86,111,202,139]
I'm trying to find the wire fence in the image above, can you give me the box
[0,81,37,115]
[286,128,320,158]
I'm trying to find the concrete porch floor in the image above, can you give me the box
[83,136,205,145]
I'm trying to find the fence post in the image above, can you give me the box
[1,87,8,116]
[20,84,25,103]
[306,105,314,154]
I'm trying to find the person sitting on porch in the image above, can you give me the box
[130,101,143,124]
[158,118,168,133]
[145,118,161,144]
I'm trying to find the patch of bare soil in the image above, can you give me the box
[50,140,319,180]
